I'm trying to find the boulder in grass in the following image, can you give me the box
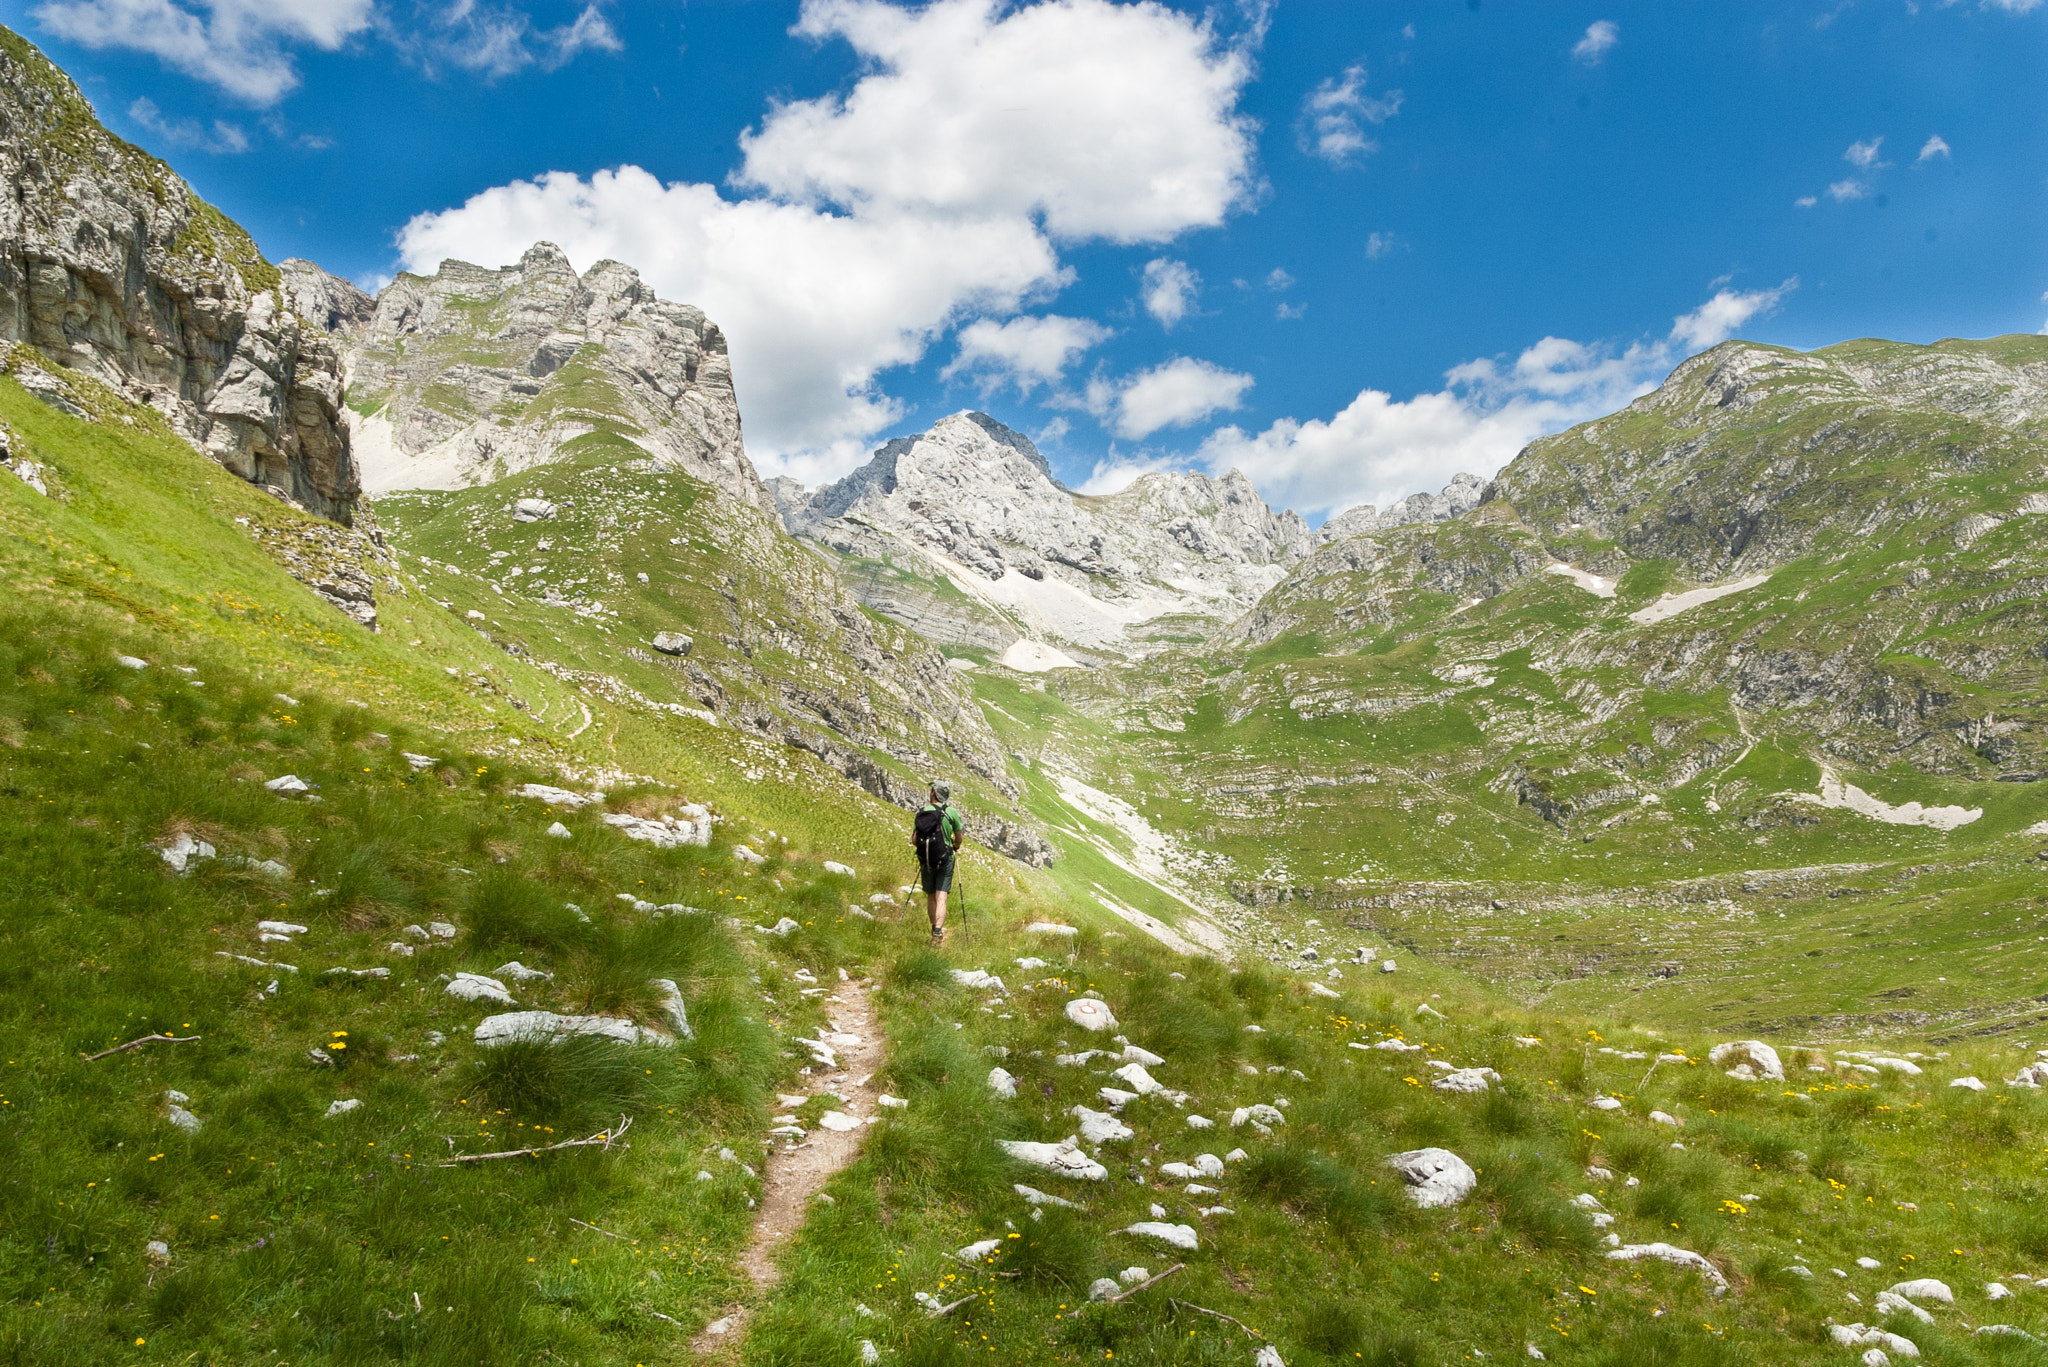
[512,498,557,522]
[1065,997,1117,1032]
[1385,1147,1476,1208]
[157,832,215,873]
[1120,1221,1198,1251]
[1950,1076,1987,1091]
[999,1137,1107,1181]
[264,774,310,793]
[1708,1040,1785,1081]
[117,655,148,670]
[650,631,694,657]
[545,822,573,839]
[1013,1183,1078,1208]
[1068,1105,1133,1144]
[1886,1279,1953,1306]
[1607,1243,1728,1295]
[1830,1324,1920,1358]
[325,1098,363,1119]
[822,860,855,878]
[445,973,515,1005]
[988,1067,1018,1099]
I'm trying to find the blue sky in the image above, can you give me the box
[10,0,2045,518]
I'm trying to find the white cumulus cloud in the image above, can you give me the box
[1193,282,1797,521]
[1827,178,1868,202]
[397,0,1260,477]
[1298,62,1402,166]
[942,314,1112,393]
[33,0,375,104]
[1571,19,1619,64]
[1843,137,1886,169]
[1669,278,1796,351]
[1140,258,1200,329]
[1916,134,1951,163]
[1089,356,1253,441]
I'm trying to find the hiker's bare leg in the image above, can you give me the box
[929,889,948,934]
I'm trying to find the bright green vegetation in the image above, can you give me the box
[742,910,2048,1366]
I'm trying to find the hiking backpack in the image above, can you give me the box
[914,805,950,867]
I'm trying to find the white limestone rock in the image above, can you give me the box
[1431,1067,1497,1094]
[324,1098,362,1119]
[445,973,515,1005]
[822,860,856,877]
[1606,1243,1727,1294]
[1065,997,1118,1032]
[1119,1221,1199,1250]
[1385,1147,1476,1208]
[1013,1183,1078,1208]
[999,1137,1108,1181]
[157,832,216,873]
[987,1067,1018,1099]
[1069,1105,1134,1144]
[1707,1039,1784,1081]
[1886,1279,1952,1305]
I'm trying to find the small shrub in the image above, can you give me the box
[462,1035,649,1127]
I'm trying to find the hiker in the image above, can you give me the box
[912,780,964,946]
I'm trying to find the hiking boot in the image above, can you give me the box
[930,927,947,947]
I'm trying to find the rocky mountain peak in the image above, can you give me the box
[780,410,1314,653]
[1318,472,1489,544]
[0,26,357,522]
[343,242,769,516]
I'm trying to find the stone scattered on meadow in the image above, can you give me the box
[324,1098,362,1119]
[494,961,553,982]
[1950,1076,1987,1091]
[1868,1057,1923,1075]
[1431,1068,1497,1094]
[1120,1221,1198,1250]
[1069,1105,1134,1144]
[1607,1243,1727,1294]
[1887,1279,1953,1305]
[145,1239,170,1264]
[822,860,855,877]
[1649,1110,1681,1127]
[545,822,572,839]
[1025,923,1079,936]
[755,917,802,937]
[1830,1324,1920,1358]
[512,498,556,522]
[999,1137,1108,1181]
[1066,997,1118,1032]
[474,1010,671,1047]
[651,631,694,656]
[1874,1292,1934,1325]
[1186,1114,1214,1129]
[445,973,515,1005]
[1122,1044,1165,1067]
[952,968,1007,993]
[1385,1147,1476,1208]
[1098,1087,1139,1112]
[1088,1278,1121,1301]
[166,1103,202,1133]
[988,1067,1018,1099]
[1013,1183,1078,1208]
[157,832,215,872]
[1582,1095,1620,1110]
[264,774,309,793]
[1381,960,1398,973]
[1707,1040,1785,1081]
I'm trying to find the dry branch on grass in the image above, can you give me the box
[82,1032,201,1061]
[1170,1297,1267,1342]
[438,1116,632,1166]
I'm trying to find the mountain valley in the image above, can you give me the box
[3,24,2048,1367]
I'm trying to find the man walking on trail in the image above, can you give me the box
[913,780,964,947]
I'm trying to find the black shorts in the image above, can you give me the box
[920,858,955,895]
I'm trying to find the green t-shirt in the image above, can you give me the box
[918,803,964,858]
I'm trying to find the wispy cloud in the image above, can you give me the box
[1571,20,1619,64]
[1795,195,1819,208]
[1364,231,1402,259]
[395,2,624,80]
[1916,134,1952,163]
[1298,62,1402,166]
[1843,136,1887,169]
[127,96,248,153]
[35,0,374,104]
[1826,178,1869,202]
[1141,258,1200,330]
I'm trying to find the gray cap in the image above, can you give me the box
[930,780,951,801]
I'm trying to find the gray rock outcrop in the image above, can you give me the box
[1319,473,1489,543]
[344,242,769,515]
[780,412,1313,651]
[0,28,357,522]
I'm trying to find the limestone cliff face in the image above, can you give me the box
[782,411,1313,652]
[343,243,769,516]
[0,28,357,522]
[1318,472,1489,543]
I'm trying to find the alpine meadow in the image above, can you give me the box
[2,9,2048,1367]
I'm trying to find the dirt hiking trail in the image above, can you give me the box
[691,974,886,1356]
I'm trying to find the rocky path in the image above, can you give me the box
[691,975,887,1357]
